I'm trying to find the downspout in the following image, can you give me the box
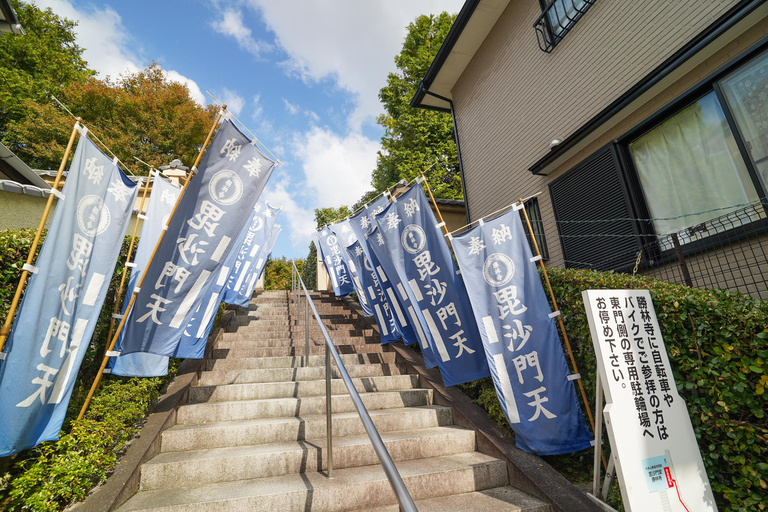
[422,88,472,222]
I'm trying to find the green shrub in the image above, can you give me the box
[0,229,187,510]
[462,268,767,512]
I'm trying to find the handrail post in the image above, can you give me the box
[305,293,309,367]
[291,261,415,511]
[325,335,333,477]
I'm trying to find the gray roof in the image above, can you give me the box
[0,142,50,188]
[0,0,24,34]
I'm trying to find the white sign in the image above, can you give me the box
[582,289,717,512]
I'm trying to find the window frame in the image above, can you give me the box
[615,36,768,259]
[534,0,596,53]
[523,197,550,260]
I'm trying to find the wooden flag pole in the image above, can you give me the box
[104,171,153,346]
[78,107,226,419]
[517,198,607,469]
[0,118,81,353]
[419,172,450,236]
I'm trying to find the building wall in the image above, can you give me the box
[451,0,748,266]
[1,190,143,235]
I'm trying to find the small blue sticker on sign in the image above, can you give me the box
[642,455,669,493]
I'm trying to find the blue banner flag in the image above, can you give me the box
[365,223,437,367]
[249,224,281,292]
[373,183,489,386]
[0,132,138,455]
[330,219,373,316]
[452,207,592,455]
[347,195,419,346]
[174,202,279,359]
[111,175,181,377]
[345,240,399,343]
[120,119,275,357]
[221,200,280,306]
[316,225,354,297]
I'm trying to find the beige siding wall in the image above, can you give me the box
[451,0,747,267]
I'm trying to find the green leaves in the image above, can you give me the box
[462,267,768,512]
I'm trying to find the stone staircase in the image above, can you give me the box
[116,290,550,511]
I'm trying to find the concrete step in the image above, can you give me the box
[196,362,403,386]
[177,389,433,424]
[161,406,453,451]
[118,452,507,512]
[219,329,373,341]
[367,487,551,512]
[140,426,475,490]
[188,374,419,403]
[204,352,397,371]
[214,336,380,349]
[211,344,388,358]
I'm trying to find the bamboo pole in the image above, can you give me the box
[419,172,449,236]
[78,107,226,419]
[0,118,81,353]
[103,172,153,348]
[518,198,607,470]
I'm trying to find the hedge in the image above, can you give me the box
[462,268,767,512]
[0,229,183,511]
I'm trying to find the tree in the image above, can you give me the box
[0,0,93,137]
[264,256,303,291]
[367,13,460,202]
[300,242,317,290]
[4,63,218,171]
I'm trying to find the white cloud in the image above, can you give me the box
[293,126,378,209]
[34,0,206,105]
[282,98,299,115]
[245,0,464,130]
[261,178,316,249]
[211,8,271,58]
[305,110,320,123]
[252,94,264,120]
[218,88,245,116]
[164,70,206,105]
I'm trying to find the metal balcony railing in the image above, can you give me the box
[534,0,595,53]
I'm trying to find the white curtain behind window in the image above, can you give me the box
[629,92,758,234]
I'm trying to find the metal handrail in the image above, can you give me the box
[291,261,417,512]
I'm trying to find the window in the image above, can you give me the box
[720,48,768,194]
[523,197,549,260]
[534,0,595,53]
[628,91,760,236]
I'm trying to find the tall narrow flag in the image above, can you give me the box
[0,133,138,455]
[110,175,181,377]
[348,196,422,348]
[250,225,281,289]
[452,207,593,454]
[329,219,373,316]
[120,119,275,357]
[345,240,399,343]
[221,200,280,306]
[175,201,279,359]
[365,223,437,367]
[374,183,489,386]
[315,226,354,296]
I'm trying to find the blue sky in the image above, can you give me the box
[32,0,464,259]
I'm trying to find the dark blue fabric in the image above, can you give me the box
[120,120,274,357]
[452,208,593,455]
[373,183,489,386]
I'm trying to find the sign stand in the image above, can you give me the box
[583,289,717,512]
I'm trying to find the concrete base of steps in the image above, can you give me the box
[176,389,433,424]
[204,352,396,371]
[140,426,476,490]
[119,452,509,512]
[161,406,453,451]
[187,374,421,403]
